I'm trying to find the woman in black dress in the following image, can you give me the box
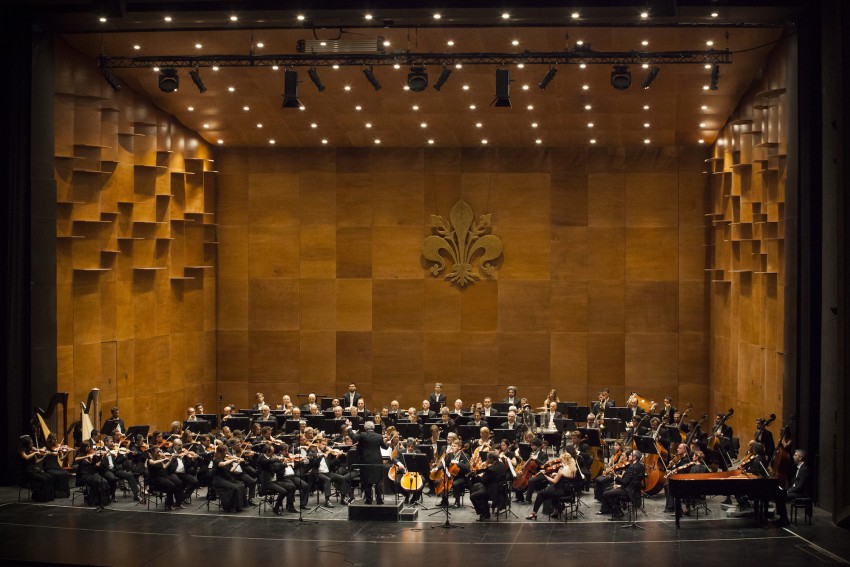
[43,433,70,498]
[74,441,110,508]
[19,436,54,502]
[212,445,245,512]
[147,446,181,511]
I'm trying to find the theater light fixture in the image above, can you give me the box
[282,69,301,108]
[710,63,720,90]
[308,67,326,92]
[99,56,121,92]
[538,66,557,90]
[407,66,428,92]
[433,65,452,91]
[363,66,382,90]
[158,68,179,93]
[189,66,207,93]
[640,66,659,89]
[610,65,631,90]
[494,68,511,108]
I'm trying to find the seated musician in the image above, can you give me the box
[43,433,71,498]
[167,439,200,504]
[347,405,363,429]
[481,397,498,417]
[246,422,263,444]
[663,443,692,513]
[522,438,551,503]
[626,416,650,438]
[418,400,436,420]
[276,443,311,511]
[594,441,628,501]
[773,448,810,527]
[500,410,520,431]
[405,407,422,426]
[388,400,401,420]
[307,403,320,416]
[258,404,273,421]
[230,440,258,505]
[74,441,110,508]
[711,413,736,464]
[168,421,183,439]
[19,435,54,502]
[438,407,457,435]
[525,452,577,520]
[186,406,200,422]
[600,450,645,519]
[586,413,599,429]
[626,396,645,420]
[309,437,353,507]
[503,386,519,406]
[468,409,485,428]
[195,403,205,415]
[469,452,508,521]
[221,406,233,422]
[395,437,424,505]
[257,442,290,515]
[451,399,465,416]
[147,446,183,510]
[302,393,318,412]
[212,444,245,513]
[356,399,372,419]
[437,438,471,508]
[541,402,561,430]
[89,429,104,448]
[98,437,141,503]
[569,430,592,484]
[104,407,126,435]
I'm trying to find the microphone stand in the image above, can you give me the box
[431,453,463,531]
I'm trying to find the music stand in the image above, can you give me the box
[100,420,118,436]
[492,403,511,414]
[454,415,471,426]
[396,423,421,441]
[401,452,431,510]
[518,442,532,461]
[556,402,572,414]
[458,424,477,441]
[541,431,561,453]
[567,406,590,423]
[323,418,346,436]
[283,420,301,434]
[253,419,277,434]
[554,419,576,434]
[196,414,219,429]
[184,420,212,435]
[579,427,602,448]
[320,398,335,410]
[603,418,625,439]
[226,417,251,434]
[125,425,149,444]
[304,415,326,431]
[494,428,518,444]
[485,416,502,430]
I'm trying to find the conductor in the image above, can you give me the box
[349,421,388,504]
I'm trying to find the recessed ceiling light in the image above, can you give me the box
[332,64,339,70]
[703,85,710,90]
[296,14,305,21]
[535,139,543,145]
[393,63,401,69]
[403,85,410,91]
[164,16,172,22]
[462,85,470,90]
[269,139,276,145]
[243,106,249,111]
[640,11,649,18]
[455,63,463,69]
[522,85,530,90]
[412,105,419,110]
[643,105,650,110]
[447,40,455,46]
[228,86,235,92]
[195,43,202,49]
[701,105,708,110]
[344,85,351,91]
[133,44,140,50]
[272,65,279,70]
[365,13,373,20]
[641,40,649,46]
[311,123,318,128]
[217,140,224,144]
[482,139,489,144]
[322,139,328,144]
[698,139,705,143]
[299,106,306,111]
[256,123,263,128]
[365,123,372,128]
[153,67,160,72]
[256,42,264,48]
[571,12,580,19]
[433,13,442,20]
[699,122,706,127]
[590,139,597,144]
[475,122,483,128]
[527,105,534,110]
[230,15,238,22]
[212,66,219,71]
[531,122,538,128]
[355,105,362,111]
[203,123,209,129]
[706,40,714,46]
[428,139,435,145]
[644,123,650,128]
[502,12,510,19]
[711,12,719,18]
[374,139,381,144]
[644,139,651,144]
[187,106,194,111]
[587,122,594,128]
[584,104,592,110]
[512,40,519,46]
[383,40,391,47]
[582,84,589,90]
[99,17,107,22]
[705,64,712,69]
[579,63,587,69]
[420,123,427,128]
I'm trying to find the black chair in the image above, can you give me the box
[17,471,33,502]
[142,477,167,510]
[492,480,515,521]
[791,497,813,525]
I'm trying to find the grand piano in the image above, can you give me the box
[667,470,779,528]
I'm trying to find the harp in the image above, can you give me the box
[80,388,100,443]
[33,392,69,446]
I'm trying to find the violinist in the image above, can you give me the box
[593,441,628,502]
[43,433,71,498]
[257,442,291,515]
[569,430,592,484]
[469,452,507,521]
[246,422,263,445]
[309,437,353,507]
[98,437,141,503]
[75,441,110,508]
[663,443,692,513]
[89,429,104,449]
[600,450,645,519]
[147,445,183,511]
[276,442,311,511]
[167,439,199,504]
[525,452,577,520]
[212,444,245,513]
[19,435,54,502]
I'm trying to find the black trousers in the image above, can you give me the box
[102,468,139,499]
[80,473,110,507]
[533,484,569,514]
[280,475,310,507]
[212,476,244,512]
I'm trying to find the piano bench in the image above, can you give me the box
[791,497,812,525]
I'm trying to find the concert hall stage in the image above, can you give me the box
[0,488,846,566]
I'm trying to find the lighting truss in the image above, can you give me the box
[100,50,731,70]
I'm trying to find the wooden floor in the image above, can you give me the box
[0,486,847,566]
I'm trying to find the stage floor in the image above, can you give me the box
[0,487,847,566]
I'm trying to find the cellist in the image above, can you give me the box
[438,438,470,509]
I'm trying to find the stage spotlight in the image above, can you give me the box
[189,66,207,93]
[433,65,452,91]
[158,68,179,93]
[363,66,382,91]
[493,68,511,108]
[407,66,428,92]
[282,69,301,108]
[538,66,557,90]
[710,64,720,90]
[99,56,121,92]
[610,65,631,90]
[640,66,659,90]
[308,67,326,92]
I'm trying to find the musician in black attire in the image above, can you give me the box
[212,445,245,512]
[43,433,71,498]
[469,452,508,521]
[438,438,471,508]
[601,450,645,519]
[309,437,352,507]
[522,438,551,503]
[594,442,628,502]
[276,443,311,511]
[663,443,692,513]
[349,421,388,504]
[754,418,776,462]
[167,439,199,504]
[19,436,54,502]
[98,437,141,502]
[428,382,447,409]
[773,448,811,527]
[525,452,577,520]
[74,441,110,508]
[103,407,126,435]
[257,443,290,515]
[147,446,183,510]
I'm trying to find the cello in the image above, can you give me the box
[770,415,795,488]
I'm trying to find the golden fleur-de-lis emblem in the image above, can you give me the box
[422,200,503,287]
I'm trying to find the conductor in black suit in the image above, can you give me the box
[602,450,645,519]
[342,383,361,410]
[428,383,447,409]
[349,421,388,504]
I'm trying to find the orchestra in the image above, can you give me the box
[18,387,807,528]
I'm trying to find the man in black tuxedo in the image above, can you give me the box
[470,452,508,521]
[418,400,436,420]
[349,421,388,504]
[755,418,776,462]
[602,450,645,519]
[428,383,447,410]
[502,386,519,406]
[774,448,811,527]
[481,397,499,418]
[103,407,126,435]
[342,384,361,410]
[252,392,266,411]
[500,410,520,430]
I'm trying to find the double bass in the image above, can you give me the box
[770,415,795,488]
